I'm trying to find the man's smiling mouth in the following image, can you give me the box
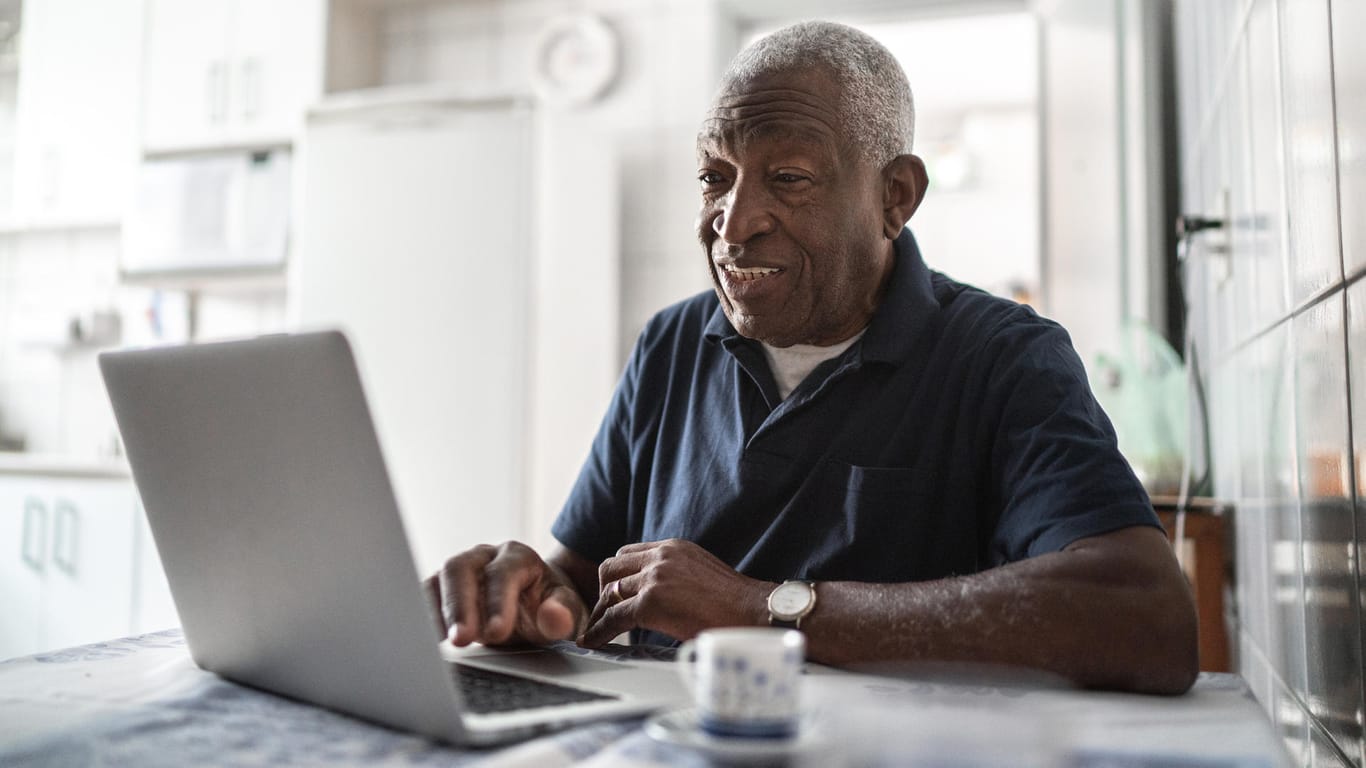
[721,264,784,282]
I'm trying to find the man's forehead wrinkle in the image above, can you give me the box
[697,121,836,163]
[741,119,835,152]
[703,111,833,135]
[701,99,843,156]
[710,88,840,125]
[704,108,841,142]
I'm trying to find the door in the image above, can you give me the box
[0,479,44,660]
[39,480,137,651]
[141,0,233,152]
[229,0,325,145]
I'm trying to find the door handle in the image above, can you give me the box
[207,59,227,123]
[240,56,262,120]
[52,499,79,576]
[20,497,47,572]
[1174,215,1224,242]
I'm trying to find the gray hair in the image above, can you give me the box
[720,21,916,166]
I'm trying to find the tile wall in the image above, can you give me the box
[1174,0,1363,764]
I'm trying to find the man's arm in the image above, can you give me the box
[582,525,1198,695]
[799,526,1197,693]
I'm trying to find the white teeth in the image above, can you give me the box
[722,265,781,281]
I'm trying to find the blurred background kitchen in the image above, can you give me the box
[0,0,1361,764]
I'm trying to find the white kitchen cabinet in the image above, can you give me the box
[0,482,43,658]
[141,0,325,153]
[0,475,140,660]
[130,499,179,635]
[7,0,142,223]
[139,0,232,153]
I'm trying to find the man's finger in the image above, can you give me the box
[584,571,642,633]
[422,574,445,640]
[579,597,637,648]
[596,550,650,590]
[534,584,584,641]
[613,541,660,556]
[440,546,495,646]
[483,553,542,645]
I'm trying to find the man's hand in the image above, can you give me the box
[581,539,772,647]
[423,541,592,647]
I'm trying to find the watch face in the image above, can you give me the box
[770,582,812,618]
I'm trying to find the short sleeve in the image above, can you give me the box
[550,332,644,563]
[987,323,1162,564]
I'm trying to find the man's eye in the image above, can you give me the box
[774,173,808,184]
[698,171,726,185]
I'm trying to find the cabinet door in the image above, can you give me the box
[141,0,233,152]
[228,0,324,145]
[130,499,179,634]
[0,479,44,660]
[142,0,323,152]
[9,0,142,220]
[38,480,137,652]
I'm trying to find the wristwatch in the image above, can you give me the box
[767,580,817,630]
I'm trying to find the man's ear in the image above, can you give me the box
[880,154,929,239]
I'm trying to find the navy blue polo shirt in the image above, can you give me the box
[553,229,1158,641]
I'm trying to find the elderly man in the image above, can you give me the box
[426,21,1198,695]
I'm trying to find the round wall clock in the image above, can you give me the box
[532,13,620,107]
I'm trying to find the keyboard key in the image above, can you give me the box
[452,663,617,714]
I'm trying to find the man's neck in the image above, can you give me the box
[760,329,866,400]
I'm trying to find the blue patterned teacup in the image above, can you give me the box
[676,627,805,738]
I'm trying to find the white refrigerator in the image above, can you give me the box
[294,93,535,574]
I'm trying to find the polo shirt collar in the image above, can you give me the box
[859,228,938,365]
[703,228,939,367]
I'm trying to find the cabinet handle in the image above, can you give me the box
[20,497,47,572]
[241,57,261,120]
[52,499,79,576]
[207,59,227,124]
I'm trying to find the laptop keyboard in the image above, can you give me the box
[452,663,617,714]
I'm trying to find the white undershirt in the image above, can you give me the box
[759,329,866,401]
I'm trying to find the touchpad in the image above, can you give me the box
[461,650,630,678]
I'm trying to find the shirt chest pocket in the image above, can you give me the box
[807,462,973,581]
[842,464,931,505]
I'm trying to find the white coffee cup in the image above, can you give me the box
[676,627,805,738]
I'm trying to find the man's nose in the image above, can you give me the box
[712,179,775,244]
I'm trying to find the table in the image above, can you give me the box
[0,630,1290,767]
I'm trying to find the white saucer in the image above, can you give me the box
[644,708,829,761]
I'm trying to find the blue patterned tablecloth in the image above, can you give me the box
[0,630,1292,767]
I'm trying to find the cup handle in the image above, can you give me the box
[676,639,697,695]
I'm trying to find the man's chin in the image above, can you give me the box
[727,311,795,347]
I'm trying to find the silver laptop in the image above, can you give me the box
[99,330,686,746]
